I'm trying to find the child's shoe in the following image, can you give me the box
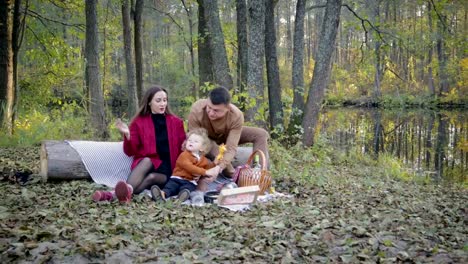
[177,189,190,202]
[150,185,165,202]
[115,181,132,203]
[92,190,114,202]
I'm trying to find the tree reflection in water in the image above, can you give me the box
[320,108,467,183]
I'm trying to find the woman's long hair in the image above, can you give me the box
[132,85,174,121]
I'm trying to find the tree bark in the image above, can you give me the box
[246,0,266,125]
[236,0,248,105]
[134,0,144,100]
[181,0,197,98]
[372,109,383,158]
[0,0,14,135]
[435,113,447,180]
[368,0,383,100]
[12,0,24,134]
[435,8,449,95]
[426,1,435,96]
[85,0,108,139]
[425,112,434,169]
[265,0,283,134]
[285,1,293,60]
[302,0,342,147]
[197,0,213,93]
[203,0,233,89]
[122,0,138,117]
[289,0,306,137]
[40,140,91,181]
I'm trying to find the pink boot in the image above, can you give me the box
[115,181,132,203]
[92,190,114,202]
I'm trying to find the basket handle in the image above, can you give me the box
[245,149,267,170]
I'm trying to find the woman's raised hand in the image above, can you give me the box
[115,118,130,139]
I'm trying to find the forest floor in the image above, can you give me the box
[0,145,467,263]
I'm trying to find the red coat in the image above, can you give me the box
[123,114,186,171]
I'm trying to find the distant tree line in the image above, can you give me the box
[0,0,465,146]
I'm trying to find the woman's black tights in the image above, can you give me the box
[126,157,168,194]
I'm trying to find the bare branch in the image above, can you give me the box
[146,4,192,50]
[428,0,450,33]
[146,5,185,33]
[342,4,386,44]
[386,65,406,82]
[306,4,326,11]
[180,0,196,28]
[26,25,53,59]
[26,9,85,31]
[28,10,57,39]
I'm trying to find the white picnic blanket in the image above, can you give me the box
[67,140,132,188]
[67,140,291,211]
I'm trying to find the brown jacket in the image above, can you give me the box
[188,99,244,168]
[173,150,215,181]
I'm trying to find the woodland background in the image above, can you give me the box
[1,0,466,146]
[0,1,467,262]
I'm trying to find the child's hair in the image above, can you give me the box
[183,128,212,153]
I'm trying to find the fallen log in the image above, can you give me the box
[40,140,253,181]
[40,140,91,181]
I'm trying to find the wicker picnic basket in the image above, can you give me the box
[236,150,272,194]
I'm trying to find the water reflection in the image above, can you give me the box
[321,108,467,183]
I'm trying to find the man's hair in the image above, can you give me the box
[209,86,231,105]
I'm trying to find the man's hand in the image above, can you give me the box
[203,166,221,182]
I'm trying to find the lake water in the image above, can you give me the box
[319,107,467,184]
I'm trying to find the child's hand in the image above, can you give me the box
[192,174,201,181]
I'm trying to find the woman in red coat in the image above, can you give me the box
[92,85,186,203]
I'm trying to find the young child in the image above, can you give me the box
[151,128,220,202]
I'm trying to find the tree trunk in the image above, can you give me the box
[425,113,434,169]
[426,1,435,96]
[40,140,91,181]
[289,0,306,137]
[203,0,233,89]
[122,0,138,117]
[181,0,197,98]
[369,0,382,100]
[435,113,447,180]
[306,9,313,66]
[12,0,23,134]
[197,0,213,93]
[265,0,283,135]
[236,0,248,108]
[134,0,144,100]
[85,0,108,139]
[246,0,266,125]
[285,1,293,60]
[436,11,449,95]
[372,109,383,158]
[0,0,15,135]
[302,0,342,147]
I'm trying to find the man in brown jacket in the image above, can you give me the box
[188,86,269,186]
